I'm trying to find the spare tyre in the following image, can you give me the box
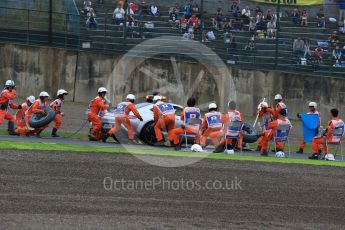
[242,122,258,143]
[29,106,56,128]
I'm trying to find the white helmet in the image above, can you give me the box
[153,95,162,102]
[39,91,50,97]
[275,151,285,158]
[274,94,283,100]
[325,154,335,161]
[5,80,15,87]
[258,102,268,109]
[226,149,235,155]
[191,144,204,152]
[98,87,108,93]
[308,102,317,108]
[57,89,68,96]
[208,103,217,109]
[126,94,136,100]
[26,96,35,103]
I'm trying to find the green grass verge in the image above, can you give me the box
[0,140,344,167]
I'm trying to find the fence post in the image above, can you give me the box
[104,14,107,53]
[27,9,30,45]
[274,0,281,68]
[48,0,53,45]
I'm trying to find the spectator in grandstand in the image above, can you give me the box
[230,1,240,19]
[192,3,200,17]
[182,28,194,40]
[293,37,305,58]
[312,45,324,64]
[188,14,200,29]
[140,0,149,15]
[83,0,92,15]
[291,8,300,25]
[150,3,159,17]
[332,45,343,65]
[112,5,125,25]
[179,14,188,30]
[223,19,232,32]
[316,8,325,28]
[205,30,216,42]
[233,11,244,30]
[241,5,251,25]
[249,18,257,36]
[242,5,251,18]
[126,5,135,27]
[267,18,276,38]
[329,31,340,52]
[183,3,193,20]
[169,8,179,27]
[244,39,256,53]
[213,8,223,30]
[86,8,98,29]
[254,6,263,17]
[304,39,312,58]
[256,12,265,31]
[334,0,345,26]
[225,32,237,52]
[301,10,308,27]
[265,9,274,23]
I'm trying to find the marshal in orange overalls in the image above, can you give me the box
[0,88,19,124]
[200,111,225,147]
[108,101,142,140]
[88,96,109,140]
[169,107,201,145]
[153,101,176,142]
[25,99,49,133]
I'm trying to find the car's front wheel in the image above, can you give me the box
[139,121,157,145]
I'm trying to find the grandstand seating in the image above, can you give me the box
[0,0,345,77]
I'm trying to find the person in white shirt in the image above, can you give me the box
[241,5,251,18]
[112,6,125,25]
[150,3,159,17]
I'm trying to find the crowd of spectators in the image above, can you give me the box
[78,0,345,68]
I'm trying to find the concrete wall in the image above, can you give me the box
[0,43,344,118]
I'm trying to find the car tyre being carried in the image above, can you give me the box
[29,107,56,128]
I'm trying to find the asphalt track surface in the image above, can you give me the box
[1,141,345,229]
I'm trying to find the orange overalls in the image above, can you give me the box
[274,102,288,119]
[257,108,275,149]
[200,111,225,146]
[299,111,321,150]
[50,98,64,130]
[169,107,201,145]
[260,117,292,152]
[15,102,31,135]
[222,109,244,149]
[108,101,142,140]
[25,99,49,132]
[153,101,176,142]
[0,88,19,124]
[88,96,109,139]
[312,118,345,154]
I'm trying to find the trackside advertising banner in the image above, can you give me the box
[253,0,324,6]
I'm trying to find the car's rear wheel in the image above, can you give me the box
[139,121,157,145]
